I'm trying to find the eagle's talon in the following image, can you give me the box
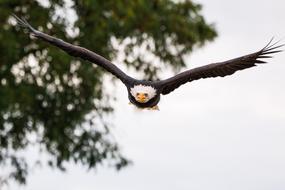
[151,105,159,111]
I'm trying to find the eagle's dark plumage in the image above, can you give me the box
[13,15,283,110]
[157,39,283,95]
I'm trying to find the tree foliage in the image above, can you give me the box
[0,0,217,184]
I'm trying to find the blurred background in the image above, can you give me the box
[0,0,285,190]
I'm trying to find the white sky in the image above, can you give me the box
[7,0,285,190]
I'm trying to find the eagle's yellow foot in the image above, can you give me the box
[128,102,132,105]
[150,105,159,111]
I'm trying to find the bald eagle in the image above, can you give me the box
[13,15,283,110]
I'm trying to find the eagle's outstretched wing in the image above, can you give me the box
[13,15,134,85]
[156,39,283,95]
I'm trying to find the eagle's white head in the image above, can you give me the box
[130,84,157,103]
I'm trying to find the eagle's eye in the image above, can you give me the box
[144,93,148,97]
[136,93,139,96]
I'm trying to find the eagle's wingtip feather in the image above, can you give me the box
[262,38,284,52]
[12,14,36,33]
[259,40,284,61]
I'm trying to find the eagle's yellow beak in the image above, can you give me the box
[136,93,148,103]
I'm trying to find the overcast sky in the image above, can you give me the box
[7,0,285,190]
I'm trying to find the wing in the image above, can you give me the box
[13,15,134,85]
[156,39,283,95]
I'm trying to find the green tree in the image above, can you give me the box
[0,0,217,184]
